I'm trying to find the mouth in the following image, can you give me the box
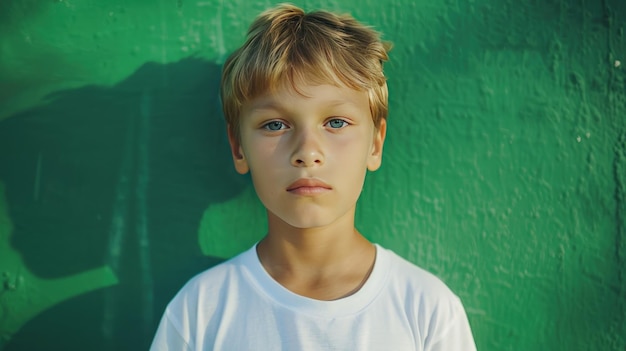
[286,178,332,195]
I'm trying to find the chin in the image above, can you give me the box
[282,210,348,230]
[284,218,332,229]
[267,204,354,230]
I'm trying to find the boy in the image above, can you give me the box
[151,3,476,350]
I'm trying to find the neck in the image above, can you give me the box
[258,210,371,269]
[256,210,376,300]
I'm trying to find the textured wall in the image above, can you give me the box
[1,0,625,350]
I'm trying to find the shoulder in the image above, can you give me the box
[152,247,261,350]
[155,248,256,345]
[377,245,476,349]
[380,245,459,301]
[377,245,466,326]
[165,247,254,314]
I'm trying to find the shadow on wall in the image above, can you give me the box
[0,57,248,350]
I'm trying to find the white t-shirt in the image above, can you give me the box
[151,244,476,351]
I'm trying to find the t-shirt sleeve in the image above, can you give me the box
[424,296,477,351]
[150,309,193,351]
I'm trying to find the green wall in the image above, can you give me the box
[1,0,625,349]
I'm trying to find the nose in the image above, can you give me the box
[290,128,324,167]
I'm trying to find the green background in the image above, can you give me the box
[1,0,625,350]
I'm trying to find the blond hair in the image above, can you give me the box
[221,3,391,139]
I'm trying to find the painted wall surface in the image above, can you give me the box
[1,0,625,350]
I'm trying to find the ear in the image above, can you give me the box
[367,119,387,171]
[227,124,249,174]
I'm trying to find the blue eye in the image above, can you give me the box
[327,119,348,129]
[263,121,286,131]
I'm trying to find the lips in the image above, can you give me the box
[286,178,332,195]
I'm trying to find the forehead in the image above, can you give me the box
[244,82,370,114]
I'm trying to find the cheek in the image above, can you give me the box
[334,132,373,161]
[243,137,281,170]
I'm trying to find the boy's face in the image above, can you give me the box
[228,82,386,230]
